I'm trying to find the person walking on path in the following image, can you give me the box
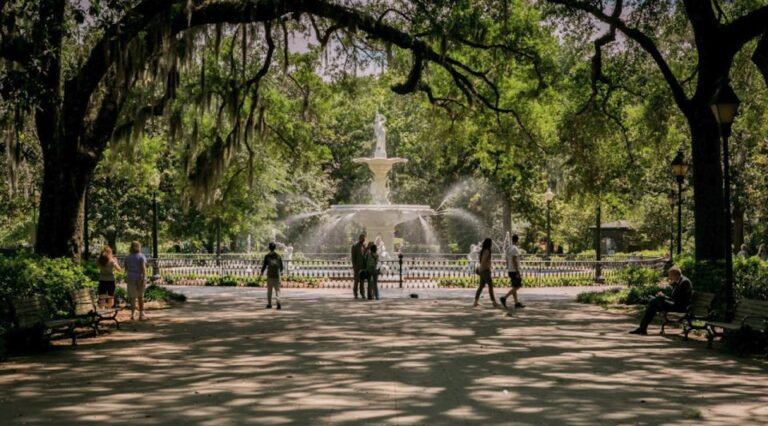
[474,238,500,308]
[261,242,284,310]
[351,234,367,299]
[500,234,525,309]
[365,243,380,300]
[96,246,121,309]
[629,266,692,335]
[124,241,149,320]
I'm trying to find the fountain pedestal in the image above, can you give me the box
[327,113,436,256]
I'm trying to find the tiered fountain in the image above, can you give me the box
[327,113,436,256]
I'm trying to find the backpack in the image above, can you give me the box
[266,255,281,277]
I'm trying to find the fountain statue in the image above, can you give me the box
[374,112,387,158]
[467,242,481,273]
[327,113,436,256]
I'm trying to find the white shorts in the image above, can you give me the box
[127,279,146,299]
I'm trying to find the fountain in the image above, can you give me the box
[327,112,436,255]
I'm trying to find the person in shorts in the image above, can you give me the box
[96,245,121,308]
[124,241,149,320]
[473,238,500,308]
[500,234,525,309]
[260,242,283,309]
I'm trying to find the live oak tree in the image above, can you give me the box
[547,0,768,262]
[0,0,543,259]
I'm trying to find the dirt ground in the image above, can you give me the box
[0,287,766,425]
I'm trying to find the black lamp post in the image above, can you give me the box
[710,82,740,321]
[151,190,160,280]
[667,191,676,262]
[544,188,555,259]
[670,150,689,256]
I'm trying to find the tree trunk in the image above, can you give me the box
[35,153,97,259]
[687,105,727,262]
[733,202,745,251]
[107,231,117,252]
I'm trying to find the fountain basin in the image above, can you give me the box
[328,204,436,255]
[329,204,436,225]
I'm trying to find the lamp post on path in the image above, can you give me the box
[544,188,555,260]
[667,191,676,263]
[670,150,689,257]
[709,82,741,321]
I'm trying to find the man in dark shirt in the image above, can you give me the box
[260,242,284,310]
[351,234,367,299]
[630,266,692,335]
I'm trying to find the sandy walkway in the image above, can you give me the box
[0,287,766,425]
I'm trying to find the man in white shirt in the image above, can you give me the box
[500,234,525,309]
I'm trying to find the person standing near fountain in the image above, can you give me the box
[500,234,526,309]
[474,238,500,308]
[260,242,283,310]
[351,234,367,299]
[365,243,380,300]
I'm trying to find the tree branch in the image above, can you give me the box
[723,5,768,51]
[548,0,689,111]
[753,33,768,88]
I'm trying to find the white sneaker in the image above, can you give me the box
[139,312,148,320]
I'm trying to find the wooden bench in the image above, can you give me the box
[659,292,715,340]
[70,288,120,335]
[12,296,80,345]
[706,298,768,353]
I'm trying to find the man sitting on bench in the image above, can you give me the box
[630,266,692,335]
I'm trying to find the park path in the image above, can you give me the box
[0,286,767,425]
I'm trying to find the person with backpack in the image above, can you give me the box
[260,242,284,309]
[364,243,380,300]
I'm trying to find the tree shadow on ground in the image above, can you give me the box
[0,294,766,425]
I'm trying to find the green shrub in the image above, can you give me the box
[620,265,662,287]
[437,277,477,288]
[204,275,239,287]
[242,276,264,287]
[0,254,96,317]
[201,274,318,287]
[673,255,768,301]
[437,274,597,288]
[577,285,663,306]
[144,284,187,303]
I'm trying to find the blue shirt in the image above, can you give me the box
[124,253,148,281]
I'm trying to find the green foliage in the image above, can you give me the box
[437,274,595,288]
[144,284,187,303]
[205,275,240,287]
[577,285,664,306]
[202,274,319,287]
[0,254,96,317]
[620,265,662,287]
[733,257,768,301]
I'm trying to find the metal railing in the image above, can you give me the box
[119,254,666,286]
